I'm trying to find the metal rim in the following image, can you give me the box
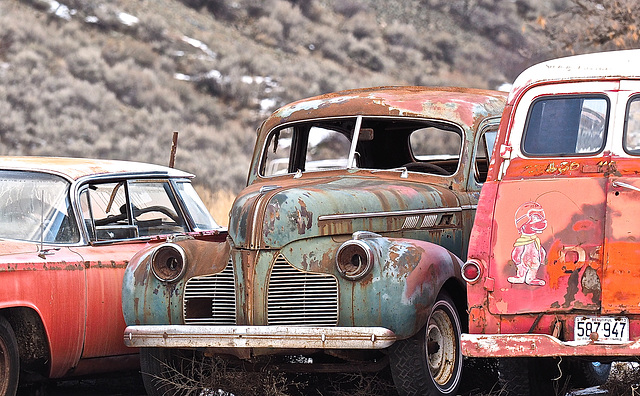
[425,299,460,391]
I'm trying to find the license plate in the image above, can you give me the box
[574,316,629,344]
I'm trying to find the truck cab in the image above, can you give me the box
[462,49,640,394]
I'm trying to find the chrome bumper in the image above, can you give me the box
[124,325,396,349]
[462,333,640,357]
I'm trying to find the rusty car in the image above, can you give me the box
[461,49,640,395]
[122,86,507,396]
[0,156,222,395]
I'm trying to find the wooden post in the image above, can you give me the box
[169,131,179,168]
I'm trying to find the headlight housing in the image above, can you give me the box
[151,243,187,282]
[336,239,374,281]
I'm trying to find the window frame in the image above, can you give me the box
[521,94,610,157]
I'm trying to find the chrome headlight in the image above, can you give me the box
[151,243,187,282]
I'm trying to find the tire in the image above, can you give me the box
[140,347,200,396]
[497,357,569,396]
[0,315,19,396]
[567,359,611,388]
[389,292,462,396]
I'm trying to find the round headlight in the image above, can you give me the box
[151,243,187,283]
[336,240,374,281]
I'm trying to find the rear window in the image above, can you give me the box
[522,96,608,156]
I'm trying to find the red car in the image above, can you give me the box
[0,156,222,395]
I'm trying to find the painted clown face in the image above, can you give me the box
[515,202,547,235]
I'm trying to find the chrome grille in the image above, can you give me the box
[267,256,338,326]
[183,257,236,325]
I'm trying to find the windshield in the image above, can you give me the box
[0,170,79,244]
[175,181,220,231]
[261,117,463,177]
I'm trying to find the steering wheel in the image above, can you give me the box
[133,205,182,224]
[403,162,449,175]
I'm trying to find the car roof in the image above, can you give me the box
[509,49,640,102]
[0,156,192,181]
[262,86,507,133]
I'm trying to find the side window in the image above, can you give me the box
[262,126,351,176]
[475,128,498,183]
[80,180,188,241]
[263,127,293,176]
[128,181,187,236]
[408,127,462,175]
[624,97,640,154]
[305,127,350,170]
[522,96,608,156]
[80,182,136,241]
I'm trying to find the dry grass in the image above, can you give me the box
[194,186,236,227]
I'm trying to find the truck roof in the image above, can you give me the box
[509,49,640,102]
[263,86,507,134]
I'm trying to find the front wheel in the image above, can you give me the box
[389,292,462,396]
[140,347,201,396]
[0,315,19,396]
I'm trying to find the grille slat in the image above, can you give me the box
[183,258,237,325]
[267,256,338,326]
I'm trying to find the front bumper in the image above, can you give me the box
[462,333,640,358]
[124,325,396,350]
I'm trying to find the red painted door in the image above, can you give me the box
[602,82,640,314]
[487,82,615,318]
[76,243,148,358]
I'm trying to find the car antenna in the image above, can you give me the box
[169,131,179,168]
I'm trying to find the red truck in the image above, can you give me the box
[462,49,640,394]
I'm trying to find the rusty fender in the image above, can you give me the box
[284,233,464,340]
[122,235,230,326]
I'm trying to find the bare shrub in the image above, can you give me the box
[271,1,306,39]
[0,30,15,60]
[347,38,387,72]
[66,47,106,83]
[101,38,156,68]
[342,12,379,40]
[602,362,640,396]
[383,21,419,49]
[333,0,368,18]
[252,16,284,47]
[148,353,295,396]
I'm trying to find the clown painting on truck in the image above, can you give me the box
[461,49,640,395]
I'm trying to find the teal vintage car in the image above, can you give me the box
[122,86,507,396]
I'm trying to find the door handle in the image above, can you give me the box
[612,181,640,193]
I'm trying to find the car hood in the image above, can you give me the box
[229,174,461,250]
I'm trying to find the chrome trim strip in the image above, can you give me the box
[318,207,464,221]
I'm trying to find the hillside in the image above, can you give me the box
[0,0,598,198]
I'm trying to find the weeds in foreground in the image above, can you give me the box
[603,362,640,396]
[149,354,297,396]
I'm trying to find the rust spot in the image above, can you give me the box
[296,198,313,235]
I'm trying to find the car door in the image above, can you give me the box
[77,178,189,358]
[487,81,615,317]
[602,81,640,314]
